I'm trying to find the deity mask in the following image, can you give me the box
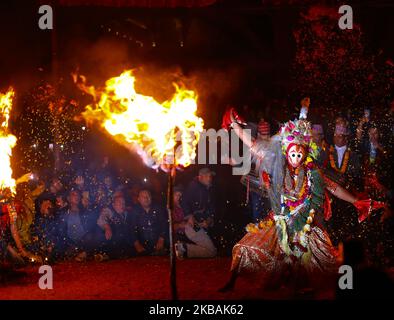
[286,143,306,168]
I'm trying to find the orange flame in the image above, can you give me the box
[76,70,204,170]
[0,87,17,194]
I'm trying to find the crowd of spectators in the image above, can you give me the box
[0,158,218,265]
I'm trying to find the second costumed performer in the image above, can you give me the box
[219,100,384,292]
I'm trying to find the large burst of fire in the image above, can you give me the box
[0,87,17,194]
[75,70,204,170]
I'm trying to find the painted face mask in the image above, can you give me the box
[287,144,306,168]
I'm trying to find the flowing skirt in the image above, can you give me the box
[231,219,339,280]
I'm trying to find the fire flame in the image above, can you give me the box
[0,88,17,194]
[76,70,204,170]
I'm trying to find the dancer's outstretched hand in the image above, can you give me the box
[353,199,385,223]
[221,107,246,130]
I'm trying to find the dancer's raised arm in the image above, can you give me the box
[222,107,254,148]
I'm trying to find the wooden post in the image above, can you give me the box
[166,165,178,300]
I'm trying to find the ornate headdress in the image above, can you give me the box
[279,98,319,160]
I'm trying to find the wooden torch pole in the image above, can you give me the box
[167,165,178,300]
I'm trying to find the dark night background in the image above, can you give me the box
[0,0,393,249]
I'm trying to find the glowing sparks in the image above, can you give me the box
[0,88,17,194]
[76,70,204,170]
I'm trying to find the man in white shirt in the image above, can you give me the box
[333,124,349,167]
[328,123,362,188]
[326,123,363,247]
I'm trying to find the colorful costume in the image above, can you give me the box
[231,118,338,277]
[221,104,383,284]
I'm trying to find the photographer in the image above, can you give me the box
[183,168,216,232]
[172,186,217,259]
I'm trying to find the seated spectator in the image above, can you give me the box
[133,189,168,256]
[28,197,58,262]
[55,192,68,213]
[92,183,110,212]
[47,177,64,199]
[97,194,136,259]
[172,187,217,259]
[56,189,98,261]
[72,174,92,211]
[97,173,116,201]
[124,182,141,211]
[35,176,64,215]
[183,168,216,231]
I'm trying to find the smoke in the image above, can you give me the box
[63,36,133,85]
[66,35,244,129]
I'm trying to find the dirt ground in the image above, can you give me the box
[0,256,338,300]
